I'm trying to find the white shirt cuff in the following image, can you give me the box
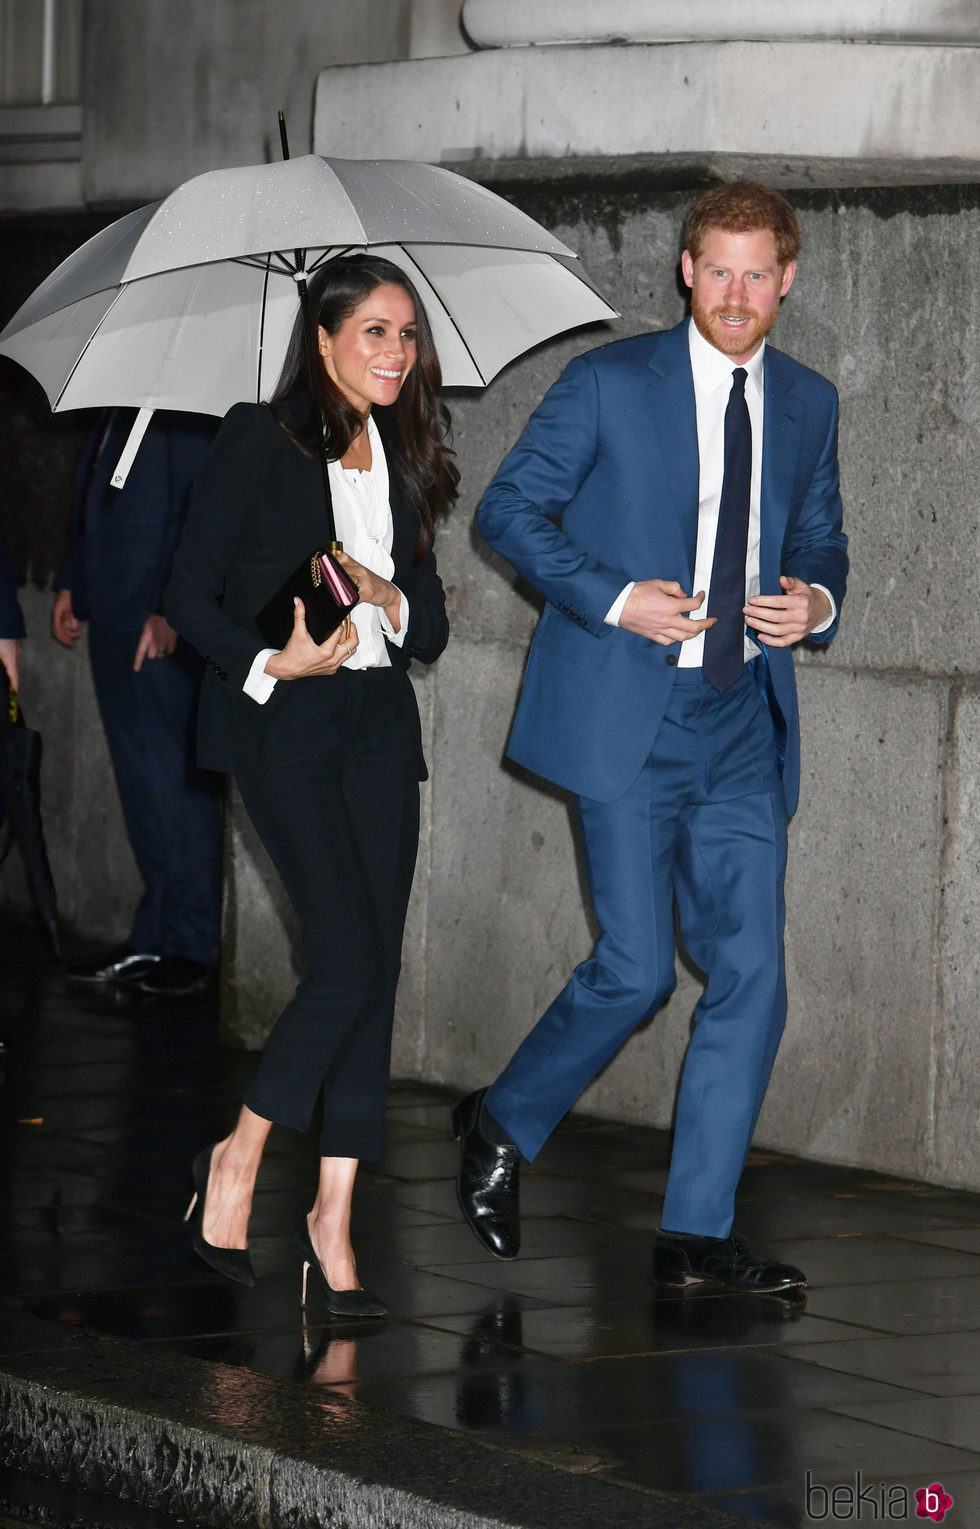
[379,589,408,647]
[605,582,635,627]
[810,585,836,635]
[243,647,280,704]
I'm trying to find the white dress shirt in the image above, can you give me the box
[244,413,408,704]
[605,318,834,656]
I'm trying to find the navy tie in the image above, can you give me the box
[702,367,751,694]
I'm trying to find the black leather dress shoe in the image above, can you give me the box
[452,1089,521,1260]
[654,1230,806,1295]
[66,946,161,986]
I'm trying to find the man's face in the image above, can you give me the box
[681,227,796,362]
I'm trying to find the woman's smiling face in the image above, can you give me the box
[317,282,418,416]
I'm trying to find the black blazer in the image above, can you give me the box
[165,402,448,775]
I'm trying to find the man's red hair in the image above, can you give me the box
[684,182,801,267]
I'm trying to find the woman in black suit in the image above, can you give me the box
[166,254,457,1316]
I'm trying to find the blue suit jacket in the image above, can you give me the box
[59,409,219,632]
[477,321,848,816]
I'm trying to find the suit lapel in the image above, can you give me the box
[645,325,699,582]
[760,348,804,587]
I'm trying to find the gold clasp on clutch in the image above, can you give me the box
[310,554,322,588]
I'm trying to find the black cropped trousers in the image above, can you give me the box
[234,666,420,1160]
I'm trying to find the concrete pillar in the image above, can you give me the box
[410,0,471,57]
[462,0,980,46]
[314,10,980,175]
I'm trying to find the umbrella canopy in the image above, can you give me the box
[0,155,617,409]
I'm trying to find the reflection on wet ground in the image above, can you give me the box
[2,925,980,1527]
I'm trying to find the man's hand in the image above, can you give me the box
[264,601,358,680]
[744,576,831,647]
[619,580,716,646]
[133,614,178,672]
[0,637,21,692]
[52,589,84,647]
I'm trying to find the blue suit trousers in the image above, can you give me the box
[486,663,788,1239]
[88,626,222,966]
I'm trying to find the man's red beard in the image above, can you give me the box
[690,292,780,360]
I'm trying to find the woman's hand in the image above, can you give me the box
[264,601,358,680]
[334,551,402,631]
[0,637,21,692]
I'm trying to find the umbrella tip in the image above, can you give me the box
[278,111,290,162]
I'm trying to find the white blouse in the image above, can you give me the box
[328,412,407,672]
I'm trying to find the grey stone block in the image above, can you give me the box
[419,635,595,1085]
[757,668,946,1179]
[776,195,980,678]
[1,587,140,944]
[933,685,980,1187]
[220,781,300,1052]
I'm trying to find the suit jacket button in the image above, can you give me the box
[666,654,677,666]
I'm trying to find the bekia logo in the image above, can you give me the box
[916,1483,954,1523]
[805,1471,954,1521]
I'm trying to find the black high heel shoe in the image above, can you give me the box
[184,1146,255,1287]
[296,1220,387,1318]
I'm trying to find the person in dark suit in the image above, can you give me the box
[455,183,848,1295]
[0,523,25,693]
[53,408,223,996]
[165,254,456,1314]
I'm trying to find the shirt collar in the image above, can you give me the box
[687,316,765,398]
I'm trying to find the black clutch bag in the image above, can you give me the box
[256,548,359,648]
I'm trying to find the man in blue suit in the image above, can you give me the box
[455,183,848,1294]
[53,408,222,997]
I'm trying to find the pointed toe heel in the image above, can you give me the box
[295,1223,387,1319]
[185,1145,255,1287]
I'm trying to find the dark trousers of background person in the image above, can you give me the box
[232,667,421,1162]
[88,626,222,967]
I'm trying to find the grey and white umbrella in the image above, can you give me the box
[0,154,617,416]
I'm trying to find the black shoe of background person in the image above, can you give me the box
[66,945,161,986]
[654,1229,806,1296]
[452,1089,521,1261]
[140,956,213,997]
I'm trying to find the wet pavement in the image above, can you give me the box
[2,922,980,1527]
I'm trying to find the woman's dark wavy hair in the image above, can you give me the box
[269,253,458,559]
